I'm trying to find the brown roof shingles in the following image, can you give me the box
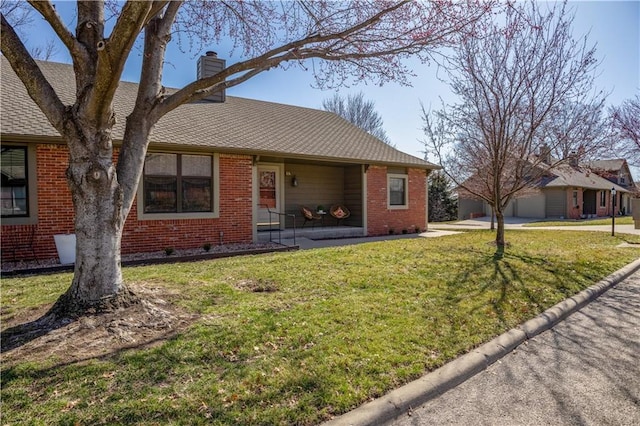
[1,58,437,169]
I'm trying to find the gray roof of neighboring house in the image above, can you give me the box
[543,164,628,192]
[1,57,438,170]
[587,159,626,172]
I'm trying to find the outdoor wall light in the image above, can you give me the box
[291,176,298,187]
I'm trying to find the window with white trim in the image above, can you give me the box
[388,173,408,208]
[1,146,29,218]
[599,190,606,207]
[143,153,213,214]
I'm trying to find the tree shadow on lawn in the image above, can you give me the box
[446,245,599,329]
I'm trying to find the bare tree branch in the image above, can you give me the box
[28,0,86,62]
[156,1,495,115]
[610,94,640,166]
[89,1,155,122]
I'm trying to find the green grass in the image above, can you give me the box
[524,216,634,227]
[2,230,639,425]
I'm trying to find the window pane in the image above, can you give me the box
[1,147,26,179]
[145,153,177,176]
[1,147,29,217]
[182,177,212,212]
[389,177,406,206]
[259,171,276,208]
[144,176,177,212]
[183,155,211,177]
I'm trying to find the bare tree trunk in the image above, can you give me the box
[48,132,138,317]
[490,206,495,231]
[495,209,506,248]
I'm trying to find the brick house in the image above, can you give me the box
[587,159,637,215]
[458,162,631,220]
[1,56,438,263]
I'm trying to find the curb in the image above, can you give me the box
[322,258,640,426]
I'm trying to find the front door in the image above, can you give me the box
[583,190,596,216]
[257,165,281,229]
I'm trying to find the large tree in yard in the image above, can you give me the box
[428,171,457,222]
[422,1,606,248]
[1,0,496,316]
[610,94,640,167]
[322,91,392,145]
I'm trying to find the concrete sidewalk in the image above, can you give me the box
[430,216,640,235]
[323,259,640,426]
[281,229,462,250]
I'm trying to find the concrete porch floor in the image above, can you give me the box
[257,225,364,245]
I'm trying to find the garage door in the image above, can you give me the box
[545,189,566,218]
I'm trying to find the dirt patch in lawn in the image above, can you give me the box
[1,284,198,367]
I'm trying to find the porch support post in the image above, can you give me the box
[425,169,431,232]
[362,163,368,236]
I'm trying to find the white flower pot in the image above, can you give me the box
[54,234,76,265]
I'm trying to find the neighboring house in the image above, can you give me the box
[1,56,438,263]
[458,162,631,220]
[588,159,637,214]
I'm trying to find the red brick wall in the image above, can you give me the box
[29,144,74,259]
[594,190,613,218]
[121,153,253,254]
[366,166,427,236]
[1,144,254,262]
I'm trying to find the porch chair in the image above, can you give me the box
[300,206,322,228]
[329,204,350,226]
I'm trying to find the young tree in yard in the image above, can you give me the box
[428,172,457,222]
[610,95,640,166]
[1,1,496,317]
[322,92,392,145]
[422,1,606,248]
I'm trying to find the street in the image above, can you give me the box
[391,271,640,426]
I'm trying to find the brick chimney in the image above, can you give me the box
[569,151,579,168]
[197,51,226,103]
[538,144,551,164]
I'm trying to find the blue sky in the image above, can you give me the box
[16,1,640,162]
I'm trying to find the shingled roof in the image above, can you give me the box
[542,164,628,192]
[1,58,438,170]
[587,159,627,172]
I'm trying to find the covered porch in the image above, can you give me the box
[255,157,366,243]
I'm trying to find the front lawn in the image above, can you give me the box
[2,230,639,425]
